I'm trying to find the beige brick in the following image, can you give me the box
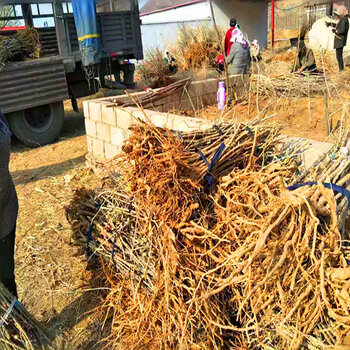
[92,138,104,158]
[111,126,128,146]
[85,119,97,138]
[88,101,102,121]
[101,104,117,126]
[83,101,90,119]
[173,116,203,132]
[116,108,135,130]
[178,99,194,112]
[162,101,179,113]
[187,80,205,98]
[96,122,111,142]
[148,111,169,128]
[86,136,93,153]
[104,142,121,159]
[203,79,218,94]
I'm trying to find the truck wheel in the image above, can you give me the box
[7,102,65,147]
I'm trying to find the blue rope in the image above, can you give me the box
[287,182,350,208]
[197,143,226,189]
[85,224,94,258]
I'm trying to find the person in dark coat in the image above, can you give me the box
[294,40,317,74]
[327,6,349,71]
[0,110,18,298]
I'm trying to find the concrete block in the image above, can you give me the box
[162,101,179,113]
[110,126,130,147]
[86,136,93,153]
[101,104,117,126]
[104,142,121,159]
[116,108,136,130]
[148,111,170,128]
[92,138,104,158]
[172,116,203,132]
[187,80,205,98]
[203,79,218,95]
[179,99,194,112]
[96,122,111,142]
[85,119,97,138]
[88,101,102,121]
[83,101,90,119]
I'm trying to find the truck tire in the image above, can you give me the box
[7,102,65,147]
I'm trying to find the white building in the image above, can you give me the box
[139,0,269,52]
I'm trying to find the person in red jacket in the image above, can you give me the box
[225,18,237,56]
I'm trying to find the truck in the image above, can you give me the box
[0,0,143,147]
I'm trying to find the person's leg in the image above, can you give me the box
[0,229,17,298]
[336,47,344,71]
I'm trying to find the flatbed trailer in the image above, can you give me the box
[0,0,143,147]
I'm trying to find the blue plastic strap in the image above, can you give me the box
[245,126,254,140]
[287,182,350,208]
[197,143,226,188]
[85,224,94,258]
[214,125,224,136]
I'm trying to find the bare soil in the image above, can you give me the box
[10,105,105,349]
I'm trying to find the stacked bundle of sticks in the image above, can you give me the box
[107,78,190,108]
[67,119,350,349]
[0,28,41,68]
[289,139,350,241]
[0,283,51,350]
[250,73,328,98]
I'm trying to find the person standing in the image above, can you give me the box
[0,110,18,298]
[327,6,349,71]
[226,30,250,75]
[164,49,178,73]
[225,18,237,56]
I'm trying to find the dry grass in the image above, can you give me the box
[136,48,175,89]
[173,24,224,71]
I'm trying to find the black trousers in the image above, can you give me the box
[336,47,344,71]
[0,229,17,298]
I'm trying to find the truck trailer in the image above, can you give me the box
[0,0,143,146]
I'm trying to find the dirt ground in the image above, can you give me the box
[177,94,349,143]
[10,104,107,349]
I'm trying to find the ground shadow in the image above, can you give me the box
[45,270,110,350]
[12,155,86,186]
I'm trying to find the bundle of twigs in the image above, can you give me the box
[289,138,350,241]
[67,119,350,349]
[206,168,350,349]
[250,72,328,98]
[0,283,51,350]
[108,78,190,108]
[68,186,156,292]
[0,28,41,68]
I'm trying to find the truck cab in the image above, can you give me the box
[0,0,143,146]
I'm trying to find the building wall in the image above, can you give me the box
[212,0,268,47]
[140,0,269,52]
[141,2,211,52]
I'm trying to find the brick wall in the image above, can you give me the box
[84,75,249,160]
